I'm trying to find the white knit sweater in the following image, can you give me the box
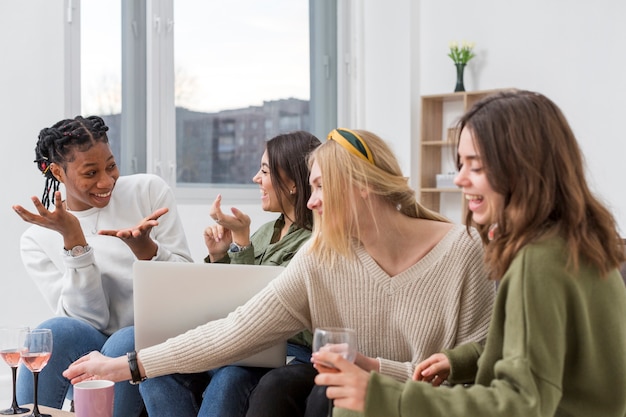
[140,225,495,381]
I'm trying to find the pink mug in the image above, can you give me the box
[73,380,115,417]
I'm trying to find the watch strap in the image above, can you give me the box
[127,350,146,385]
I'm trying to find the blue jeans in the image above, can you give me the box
[16,317,144,417]
[140,343,312,417]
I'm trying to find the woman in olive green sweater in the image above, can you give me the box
[143,131,321,417]
[315,90,626,417]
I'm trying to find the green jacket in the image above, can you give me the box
[338,236,626,417]
[205,215,313,347]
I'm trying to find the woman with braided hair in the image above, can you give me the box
[12,115,192,416]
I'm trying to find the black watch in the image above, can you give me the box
[127,351,146,385]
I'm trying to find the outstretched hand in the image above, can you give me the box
[312,350,371,413]
[204,194,251,261]
[99,207,168,260]
[63,351,130,385]
[209,194,251,234]
[12,191,84,243]
[412,352,450,386]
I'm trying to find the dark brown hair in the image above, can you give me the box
[457,90,623,278]
[266,131,321,230]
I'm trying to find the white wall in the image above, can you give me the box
[1,0,68,327]
[0,0,67,399]
[352,0,626,235]
[416,0,626,233]
[353,0,415,173]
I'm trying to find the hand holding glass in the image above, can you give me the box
[312,327,357,417]
[19,329,53,417]
[0,327,30,414]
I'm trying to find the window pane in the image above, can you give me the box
[81,1,123,167]
[174,0,310,186]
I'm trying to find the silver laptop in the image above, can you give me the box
[133,260,287,367]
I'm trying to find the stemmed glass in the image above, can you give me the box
[312,327,357,417]
[19,329,53,417]
[0,327,30,414]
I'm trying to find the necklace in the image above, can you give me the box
[65,201,101,235]
[90,210,102,235]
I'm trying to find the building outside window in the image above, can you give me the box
[81,0,336,201]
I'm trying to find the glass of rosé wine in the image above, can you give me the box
[312,327,357,417]
[19,329,53,417]
[0,327,30,414]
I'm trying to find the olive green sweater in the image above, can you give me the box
[208,215,311,267]
[342,236,626,417]
[206,215,313,347]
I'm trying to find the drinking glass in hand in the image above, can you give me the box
[19,329,53,417]
[312,327,357,417]
[0,327,30,414]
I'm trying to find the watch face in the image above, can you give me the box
[70,245,89,256]
[229,243,241,253]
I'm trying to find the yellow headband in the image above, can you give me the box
[327,128,374,165]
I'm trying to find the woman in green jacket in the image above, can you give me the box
[314,90,626,417]
[141,131,321,417]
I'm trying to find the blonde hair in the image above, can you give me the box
[308,129,448,266]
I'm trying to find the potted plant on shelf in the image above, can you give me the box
[448,40,476,92]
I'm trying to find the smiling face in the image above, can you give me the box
[51,141,119,211]
[252,150,294,214]
[454,127,504,226]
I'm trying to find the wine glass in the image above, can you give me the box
[312,327,357,417]
[0,327,30,414]
[19,329,53,417]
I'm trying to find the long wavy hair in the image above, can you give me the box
[308,129,449,266]
[457,90,624,278]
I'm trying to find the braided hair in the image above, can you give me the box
[35,115,110,208]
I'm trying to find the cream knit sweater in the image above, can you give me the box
[140,225,495,382]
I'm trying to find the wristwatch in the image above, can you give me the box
[127,350,147,385]
[229,242,251,253]
[64,244,91,257]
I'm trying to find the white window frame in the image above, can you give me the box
[75,0,340,205]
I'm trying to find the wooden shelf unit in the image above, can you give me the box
[419,89,507,222]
